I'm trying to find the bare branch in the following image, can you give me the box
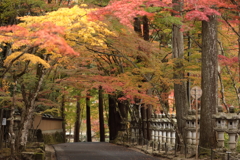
[218,71,229,112]
[1,47,31,78]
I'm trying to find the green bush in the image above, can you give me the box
[42,132,64,144]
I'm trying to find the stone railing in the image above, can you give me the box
[183,105,240,156]
[130,120,140,144]
[128,106,240,159]
[149,114,176,150]
[129,113,177,151]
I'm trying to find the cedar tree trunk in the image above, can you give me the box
[142,16,149,41]
[143,16,152,141]
[0,108,3,149]
[61,95,66,143]
[98,86,105,142]
[133,17,142,37]
[146,105,152,140]
[86,92,92,142]
[108,94,118,141]
[200,15,218,148]
[74,97,81,142]
[172,0,188,145]
[238,21,240,82]
[140,106,147,139]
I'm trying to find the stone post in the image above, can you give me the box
[212,105,227,148]
[226,106,239,150]
[191,109,197,145]
[158,114,163,143]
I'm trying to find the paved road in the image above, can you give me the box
[53,142,161,160]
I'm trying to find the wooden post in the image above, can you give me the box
[195,90,199,160]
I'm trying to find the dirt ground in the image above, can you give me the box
[45,145,56,160]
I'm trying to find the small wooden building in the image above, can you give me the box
[33,114,63,134]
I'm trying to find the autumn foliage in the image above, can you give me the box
[0,0,240,155]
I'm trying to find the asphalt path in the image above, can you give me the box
[53,142,161,160]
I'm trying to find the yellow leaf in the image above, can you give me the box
[4,52,50,68]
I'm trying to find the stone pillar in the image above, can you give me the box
[158,123,163,143]
[166,120,171,144]
[191,110,197,145]
[186,120,192,145]
[171,131,176,145]
[212,106,227,148]
[151,124,155,141]
[226,106,239,150]
[161,115,167,150]
[167,130,171,144]
[162,126,166,143]
[156,114,160,149]
[158,114,163,143]
[192,130,196,145]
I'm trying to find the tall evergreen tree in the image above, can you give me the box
[98,86,105,142]
[74,97,81,142]
[200,15,218,148]
[172,0,188,145]
[86,92,92,142]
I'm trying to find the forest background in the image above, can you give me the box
[0,0,239,159]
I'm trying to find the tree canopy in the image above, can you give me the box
[0,0,240,158]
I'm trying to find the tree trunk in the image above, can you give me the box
[86,92,92,142]
[19,106,35,149]
[61,95,66,143]
[143,15,152,141]
[146,105,152,140]
[9,80,17,158]
[117,99,128,132]
[172,0,188,145]
[142,16,149,41]
[98,86,105,142]
[134,16,151,141]
[200,15,218,148]
[187,33,192,106]
[19,67,46,150]
[133,17,142,37]
[74,97,81,142]
[238,20,240,82]
[108,94,118,141]
[0,108,3,149]
[140,106,147,139]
